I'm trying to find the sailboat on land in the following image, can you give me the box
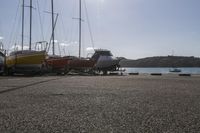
[66,0,96,73]
[45,0,71,75]
[6,0,46,75]
[67,0,120,74]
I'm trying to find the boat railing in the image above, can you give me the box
[34,41,48,52]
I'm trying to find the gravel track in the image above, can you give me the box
[0,75,200,132]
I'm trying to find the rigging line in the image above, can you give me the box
[36,0,45,41]
[83,0,95,49]
[0,22,2,35]
[60,14,67,41]
[63,47,66,56]
[58,0,70,42]
[58,42,61,56]
[0,20,4,39]
[46,23,52,45]
[41,0,50,42]
[70,0,77,45]
[8,0,21,47]
[54,21,62,56]
[47,14,59,53]
[42,0,48,40]
[13,7,22,49]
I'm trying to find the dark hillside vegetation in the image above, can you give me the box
[120,56,200,67]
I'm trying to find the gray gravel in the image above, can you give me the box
[0,75,200,133]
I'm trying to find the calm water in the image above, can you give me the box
[124,67,200,74]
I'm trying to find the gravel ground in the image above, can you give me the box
[0,75,200,133]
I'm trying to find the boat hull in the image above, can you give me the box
[94,56,120,71]
[6,50,46,73]
[46,57,70,73]
[0,52,5,74]
[90,49,121,73]
[68,59,95,70]
[169,68,182,73]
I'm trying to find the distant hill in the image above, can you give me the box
[119,56,200,67]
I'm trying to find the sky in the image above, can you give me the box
[0,0,200,59]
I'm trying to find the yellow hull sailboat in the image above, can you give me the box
[6,0,47,74]
[6,50,47,74]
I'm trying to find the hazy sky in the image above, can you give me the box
[0,0,200,59]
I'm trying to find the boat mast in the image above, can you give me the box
[29,0,32,50]
[79,0,82,58]
[51,0,55,55]
[22,0,25,51]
